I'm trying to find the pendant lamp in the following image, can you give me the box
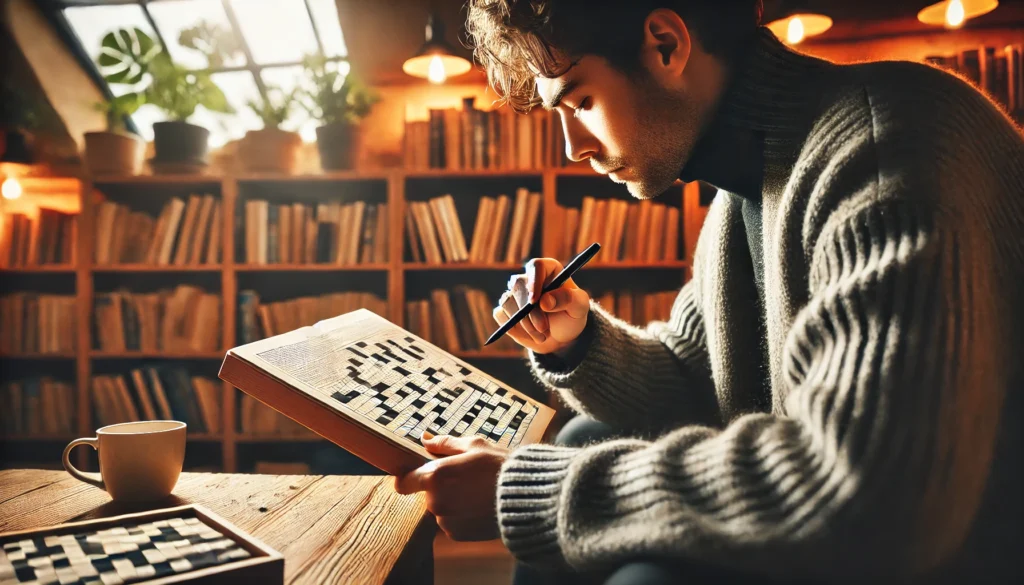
[765,1,833,45]
[917,0,999,29]
[402,10,472,84]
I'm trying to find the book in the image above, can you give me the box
[219,309,555,475]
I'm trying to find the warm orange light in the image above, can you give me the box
[2,177,22,200]
[788,17,806,44]
[427,55,447,84]
[918,0,998,28]
[767,14,833,45]
[947,0,966,27]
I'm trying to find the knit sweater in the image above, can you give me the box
[497,28,1024,584]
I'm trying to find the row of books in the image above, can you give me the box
[593,290,678,327]
[553,199,681,263]
[93,285,221,353]
[0,293,77,354]
[1,210,78,268]
[405,287,519,353]
[406,189,542,264]
[239,393,316,437]
[91,367,221,433]
[403,98,558,171]
[1,377,75,435]
[94,195,222,265]
[925,44,1023,121]
[237,290,387,344]
[242,200,388,265]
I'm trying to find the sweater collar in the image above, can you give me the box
[679,27,830,197]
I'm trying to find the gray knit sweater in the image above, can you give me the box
[498,29,1024,584]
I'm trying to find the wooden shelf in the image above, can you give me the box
[1,435,75,442]
[235,264,388,272]
[90,174,221,185]
[236,171,391,182]
[455,350,525,360]
[92,264,222,273]
[403,262,524,271]
[234,435,325,443]
[0,353,76,359]
[89,351,225,360]
[404,169,544,178]
[0,265,76,274]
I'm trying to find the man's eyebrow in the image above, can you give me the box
[542,79,579,111]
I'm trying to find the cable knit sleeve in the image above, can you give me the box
[527,280,721,433]
[499,193,1006,580]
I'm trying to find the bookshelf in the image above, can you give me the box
[1,167,705,474]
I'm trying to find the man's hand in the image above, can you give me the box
[394,432,508,542]
[494,258,591,355]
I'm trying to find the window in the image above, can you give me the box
[57,0,348,148]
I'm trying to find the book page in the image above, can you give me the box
[233,311,541,453]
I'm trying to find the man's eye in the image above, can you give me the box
[572,97,591,117]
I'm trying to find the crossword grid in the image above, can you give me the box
[257,327,538,451]
[0,517,250,585]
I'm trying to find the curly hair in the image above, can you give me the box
[465,0,763,113]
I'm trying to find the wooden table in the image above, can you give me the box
[0,470,435,585]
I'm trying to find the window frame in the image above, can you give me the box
[43,0,349,138]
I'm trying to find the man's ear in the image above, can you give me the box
[639,8,691,85]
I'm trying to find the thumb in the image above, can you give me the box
[421,432,469,456]
[540,287,589,318]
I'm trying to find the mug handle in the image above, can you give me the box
[62,438,105,490]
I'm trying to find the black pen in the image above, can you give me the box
[485,242,602,346]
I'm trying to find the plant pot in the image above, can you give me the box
[238,128,302,174]
[152,121,209,166]
[83,131,144,176]
[315,122,360,171]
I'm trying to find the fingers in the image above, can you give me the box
[565,287,591,319]
[509,275,549,335]
[525,258,564,303]
[491,304,534,348]
[498,289,546,344]
[422,433,487,457]
[394,458,441,495]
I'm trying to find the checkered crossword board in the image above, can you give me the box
[254,325,540,451]
[0,516,250,585]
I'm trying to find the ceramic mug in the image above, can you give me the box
[62,420,187,502]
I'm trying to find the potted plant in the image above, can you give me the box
[237,85,302,174]
[83,92,145,176]
[300,54,379,171]
[97,25,234,172]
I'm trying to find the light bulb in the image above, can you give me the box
[428,55,447,84]
[787,17,806,44]
[946,0,966,27]
[2,177,22,200]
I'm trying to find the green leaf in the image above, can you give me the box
[97,28,159,85]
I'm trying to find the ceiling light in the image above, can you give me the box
[402,11,472,84]
[918,0,999,28]
[766,13,833,45]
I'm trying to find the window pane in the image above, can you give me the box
[63,5,156,69]
[147,0,245,70]
[194,71,263,147]
[261,64,343,142]
[307,0,347,57]
[229,0,319,64]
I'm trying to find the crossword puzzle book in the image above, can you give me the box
[219,309,555,475]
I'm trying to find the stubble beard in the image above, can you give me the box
[623,81,697,200]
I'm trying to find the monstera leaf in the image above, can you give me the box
[97,28,161,85]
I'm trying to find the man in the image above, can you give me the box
[396,0,1024,583]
